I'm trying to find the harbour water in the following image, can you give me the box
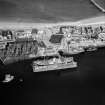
[0,46,105,105]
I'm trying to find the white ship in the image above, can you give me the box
[32,56,77,72]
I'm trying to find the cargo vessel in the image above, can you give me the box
[32,56,77,72]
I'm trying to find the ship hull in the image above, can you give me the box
[33,62,77,72]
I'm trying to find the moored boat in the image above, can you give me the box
[32,56,77,72]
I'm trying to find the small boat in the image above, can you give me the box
[85,46,97,52]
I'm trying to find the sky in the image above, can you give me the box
[0,0,104,23]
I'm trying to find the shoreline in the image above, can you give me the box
[0,16,104,29]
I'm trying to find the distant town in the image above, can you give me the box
[0,22,105,72]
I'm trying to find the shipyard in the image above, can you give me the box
[0,23,105,66]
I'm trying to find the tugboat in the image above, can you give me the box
[32,56,77,72]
